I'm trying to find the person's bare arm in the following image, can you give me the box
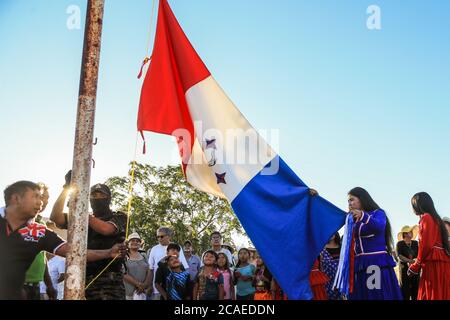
[123,274,140,287]
[146,269,154,294]
[88,215,117,236]
[218,284,225,300]
[231,282,236,300]
[44,265,57,300]
[143,269,152,291]
[398,254,414,263]
[193,282,199,300]
[55,243,126,261]
[155,282,167,300]
[124,273,145,293]
[271,279,277,300]
[50,189,70,229]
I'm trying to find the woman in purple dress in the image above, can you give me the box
[347,187,402,300]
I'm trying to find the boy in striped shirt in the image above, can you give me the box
[165,255,192,300]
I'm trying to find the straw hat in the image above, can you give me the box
[127,232,142,242]
[397,225,419,242]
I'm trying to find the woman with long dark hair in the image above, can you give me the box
[408,192,450,300]
[345,187,402,300]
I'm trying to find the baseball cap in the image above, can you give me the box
[90,184,111,197]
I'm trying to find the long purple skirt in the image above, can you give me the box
[349,266,403,300]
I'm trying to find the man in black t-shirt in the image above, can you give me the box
[51,172,127,300]
[0,181,126,300]
[396,227,420,300]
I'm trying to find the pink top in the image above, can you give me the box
[219,269,232,299]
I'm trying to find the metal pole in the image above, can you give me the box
[64,0,105,300]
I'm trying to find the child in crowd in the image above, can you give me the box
[193,250,224,300]
[254,254,272,300]
[234,248,256,300]
[164,255,192,300]
[217,252,235,300]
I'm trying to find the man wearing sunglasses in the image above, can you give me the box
[147,227,189,300]
[201,231,234,268]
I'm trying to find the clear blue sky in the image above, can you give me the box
[1,0,449,245]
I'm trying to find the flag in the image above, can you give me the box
[333,214,355,296]
[138,0,345,299]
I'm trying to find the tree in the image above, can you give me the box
[106,162,244,255]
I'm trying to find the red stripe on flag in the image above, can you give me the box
[138,0,211,173]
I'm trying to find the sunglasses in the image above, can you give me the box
[157,235,167,239]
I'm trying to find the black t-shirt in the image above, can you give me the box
[62,211,127,276]
[0,208,65,300]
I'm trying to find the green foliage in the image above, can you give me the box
[106,163,244,254]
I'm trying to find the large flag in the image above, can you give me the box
[138,0,345,300]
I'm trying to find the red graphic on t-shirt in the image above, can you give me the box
[18,223,46,242]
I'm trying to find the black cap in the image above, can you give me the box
[90,184,111,197]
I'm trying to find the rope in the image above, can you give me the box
[146,0,157,57]
[85,132,139,290]
[125,132,140,240]
[137,0,157,79]
[84,0,157,292]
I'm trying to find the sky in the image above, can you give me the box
[1,0,449,247]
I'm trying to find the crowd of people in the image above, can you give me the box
[1,177,449,301]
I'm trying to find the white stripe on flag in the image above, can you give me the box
[185,76,277,202]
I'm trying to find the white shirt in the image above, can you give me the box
[147,244,189,293]
[48,256,65,300]
[39,281,47,294]
[201,248,234,267]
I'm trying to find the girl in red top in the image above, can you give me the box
[408,192,450,300]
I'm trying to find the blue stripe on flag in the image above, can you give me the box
[231,156,346,300]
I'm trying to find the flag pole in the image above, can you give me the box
[64,0,105,300]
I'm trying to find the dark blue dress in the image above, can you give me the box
[349,209,403,300]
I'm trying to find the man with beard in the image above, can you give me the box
[50,171,127,300]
